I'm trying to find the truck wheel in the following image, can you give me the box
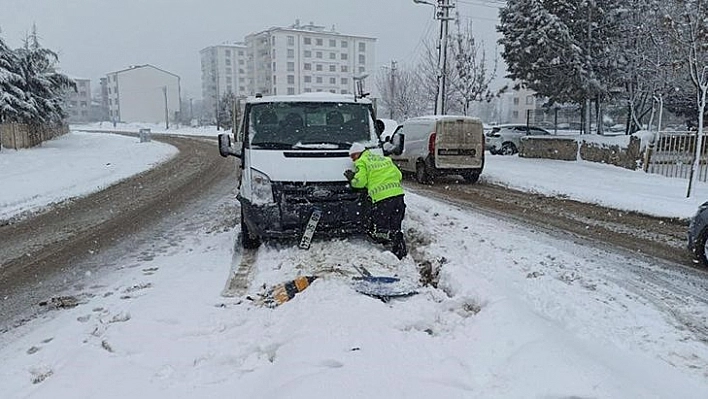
[462,171,480,184]
[240,209,261,249]
[415,162,431,184]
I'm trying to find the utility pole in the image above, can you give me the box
[162,86,169,130]
[414,0,455,115]
[390,60,397,119]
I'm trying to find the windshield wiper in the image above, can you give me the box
[250,141,294,149]
[293,141,352,149]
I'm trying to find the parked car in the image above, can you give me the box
[687,201,708,267]
[388,115,485,184]
[485,124,551,155]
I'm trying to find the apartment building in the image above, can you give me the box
[498,87,542,124]
[200,43,248,120]
[105,64,181,124]
[215,21,374,98]
[65,77,92,123]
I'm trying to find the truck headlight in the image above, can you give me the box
[251,169,274,205]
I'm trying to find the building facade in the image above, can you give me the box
[244,21,376,97]
[65,78,91,123]
[200,43,248,121]
[105,64,181,124]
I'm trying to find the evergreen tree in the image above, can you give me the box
[14,26,75,124]
[0,32,30,123]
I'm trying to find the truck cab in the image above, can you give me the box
[218,93,385,248]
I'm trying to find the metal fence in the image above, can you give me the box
[646,131,708,182]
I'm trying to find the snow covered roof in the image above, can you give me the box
[246,92,371,105]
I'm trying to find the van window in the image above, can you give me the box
[247,102,374,149]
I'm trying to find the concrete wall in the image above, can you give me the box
[0,123,69,150]
[520,135,642,170]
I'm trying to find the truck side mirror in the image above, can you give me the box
[375,119,385,137]
[218,133,242,158]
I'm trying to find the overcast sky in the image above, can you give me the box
[1,0,503,99]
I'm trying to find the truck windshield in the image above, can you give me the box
[247,102,374,149]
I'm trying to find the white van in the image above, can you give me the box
[218,93,384,248]
[388,115,485,183]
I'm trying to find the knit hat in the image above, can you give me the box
[348,142,366,155]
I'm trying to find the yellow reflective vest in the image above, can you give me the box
[350,150,404,203]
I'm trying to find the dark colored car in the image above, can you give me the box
[687,201,708,267]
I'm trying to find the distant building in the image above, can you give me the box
[105,64,181,124]
[65,77,91,123]
[200,43,249,122]
[498,87,543,125]
[244,20,376,97]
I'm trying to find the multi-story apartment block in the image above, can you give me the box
[200,43,248,121]
[65,77,91,123]
[105,64,181,124]
[244,21,376,97]
[499,87,542,124]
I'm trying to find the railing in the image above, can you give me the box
[646,131,708,182]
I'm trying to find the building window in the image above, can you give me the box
[316,51,322,59]
[316,76,323,83]
[304,37,311,45]
[316,64,323,71]
[227,85,232,92]
[341,77,348,85]
[239,59,244,65]
[512,110,519,119]
[329,39,336,47]
[341,65,348,72]
[304,50,312,58]
[329,65,336,72]
[359,66,365,73]
[358,42,366,52]
[526,95,534,105]
[304,88,312,92]
[225,49,231,56]
[226,68,232,73]
[287,75,295,84]
[272,62,276,70]
[287,62,295,72]
[238,50,244,56]
[304,63,311,70]
[341,53,348,60]
[287,87,295,95]
[316,38,323,46]
[225,58,231,66]
[330,89,336,93]
[273,75,276,84]
[287,49,294,58]
[341,41,348,48]
[226,77,232,83]
[287,36,294,46]
[239,86,245,91]
[513,97,520,105]
[304,75,312,83]
[330,77,336,84]
[358,54,365,64]
[341,89,348,94]
[271,36,276,44]
[329,52,336,60]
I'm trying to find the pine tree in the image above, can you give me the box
[0,32,31,123]
[14,26,75,124]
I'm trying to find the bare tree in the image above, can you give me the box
[449,18,499,116]
[660,0,708,196]
[416,37,460,114]
[375,63,429,121]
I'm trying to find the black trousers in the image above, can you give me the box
[367,194,406,244]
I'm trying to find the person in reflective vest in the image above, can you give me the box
[344,142,407,260]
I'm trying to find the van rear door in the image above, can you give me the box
[434,117,484,169]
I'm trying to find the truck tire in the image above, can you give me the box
[240,209,261,249]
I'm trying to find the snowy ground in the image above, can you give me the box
[1,127,708,398]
